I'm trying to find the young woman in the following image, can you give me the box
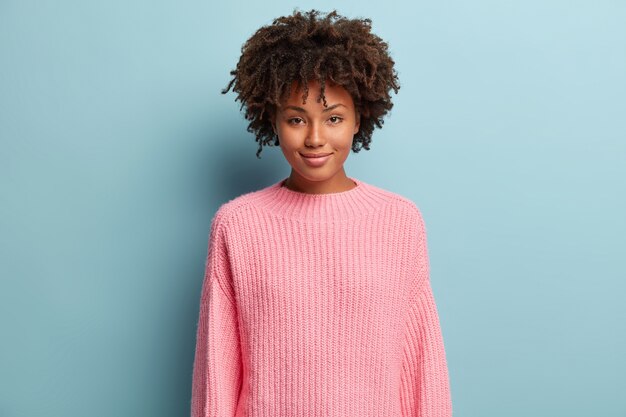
[191,9,452,417]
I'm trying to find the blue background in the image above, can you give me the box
[1,1,625,416]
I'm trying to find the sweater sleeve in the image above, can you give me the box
[400,208,453,417]
[191,212,243,417]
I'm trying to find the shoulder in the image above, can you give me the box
[208,181,277,231]
[362,180,427,227]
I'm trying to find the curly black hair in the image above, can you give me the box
[222,8,400,158]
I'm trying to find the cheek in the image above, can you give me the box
[278,137,299,161]
[275,128,290,148]
[332,128,356,149]
[278,135,299,153]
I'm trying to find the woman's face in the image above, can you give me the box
[272,79,360,187]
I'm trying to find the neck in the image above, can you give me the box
[282,172,356,195]
[253,176,391,222]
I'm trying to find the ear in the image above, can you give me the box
[354,111,361,134]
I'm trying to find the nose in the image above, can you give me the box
[304,121,325,147]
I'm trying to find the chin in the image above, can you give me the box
[299,168,339,181]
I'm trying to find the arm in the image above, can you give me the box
[400,208,452,417]
[191,211,243,417]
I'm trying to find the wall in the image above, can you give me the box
[1,1,624,416]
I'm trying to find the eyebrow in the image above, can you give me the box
[283,103,347,113]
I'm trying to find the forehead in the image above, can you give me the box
[281,78,353,105]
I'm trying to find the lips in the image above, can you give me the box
[300,152,332,158]
[300,152,332,167]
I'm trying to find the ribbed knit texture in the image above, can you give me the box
[191,177,452,417]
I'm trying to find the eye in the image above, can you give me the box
[287,117,304,125]
[329,116,344,124]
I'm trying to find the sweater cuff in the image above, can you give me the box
[400,279,453,417]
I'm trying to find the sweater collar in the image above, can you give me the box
[254,176,390,222]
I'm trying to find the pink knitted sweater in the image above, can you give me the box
[191,176,452,417]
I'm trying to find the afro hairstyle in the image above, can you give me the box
[221,8,400,158]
